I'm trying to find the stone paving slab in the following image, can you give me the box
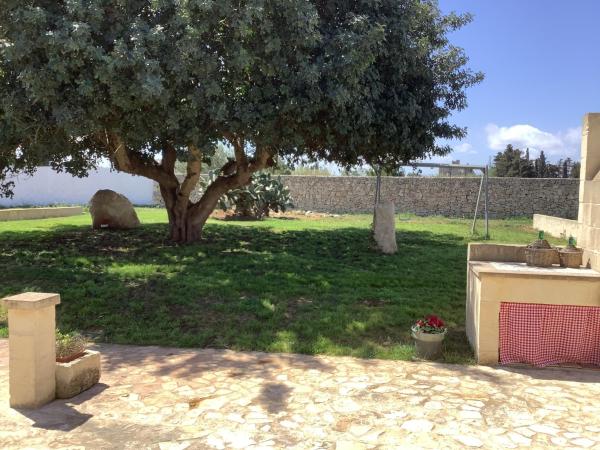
[1,339,600,449]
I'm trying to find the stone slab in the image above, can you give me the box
[470,261,600,280]
[2,293,60,310]
[373,201,397,254]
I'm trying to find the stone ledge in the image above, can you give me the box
[0,206,83,222]
[2,292,61,310]
[469,261,600,281]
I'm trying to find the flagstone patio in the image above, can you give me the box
[1,340,599,449]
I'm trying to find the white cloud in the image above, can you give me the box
[485,123,581,159]
[453,142,476,154]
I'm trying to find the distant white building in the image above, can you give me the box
[438,160,475,177]
[0,166,154,207]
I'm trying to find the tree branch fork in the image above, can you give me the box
[103,131,274,242]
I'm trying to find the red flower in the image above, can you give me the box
[425,315,445,328]
[416,320,425,327]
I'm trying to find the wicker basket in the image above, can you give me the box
[525,236,557,267]
[525,247,558,267]
[558,247,583,268]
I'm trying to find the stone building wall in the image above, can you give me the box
[153,176,579,219]
[578,113,600,270]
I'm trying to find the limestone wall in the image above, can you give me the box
[0,206,83,222]
[277,176,579,219]
[153,176,579,219]
[532,214,581,239]
[578,113,600,270]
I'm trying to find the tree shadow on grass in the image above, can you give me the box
[0,221,472,363]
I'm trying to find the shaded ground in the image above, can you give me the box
[0,209,552,363]
[1,340,599,449]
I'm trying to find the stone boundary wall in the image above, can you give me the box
[153,176,579,219]
[532,214,581,239]
[278,176,579,219]
[0,206,83,222]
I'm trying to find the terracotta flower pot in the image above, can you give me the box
[411,327,446,360]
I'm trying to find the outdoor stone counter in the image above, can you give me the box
[466,261,600,365]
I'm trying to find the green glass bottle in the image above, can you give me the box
[538,230,545,240]
[568,236,575,247]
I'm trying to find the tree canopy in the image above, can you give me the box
[1,0,482,242]
[493,145,580,179]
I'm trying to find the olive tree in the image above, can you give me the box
[0,0,482,242]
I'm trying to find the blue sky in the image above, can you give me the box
[436,0,600,166]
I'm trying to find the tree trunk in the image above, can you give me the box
[159,178,231,244]
[153,140,272,244]
[168,213,203,243]
[158,185,197,243]
[167,204,202,243]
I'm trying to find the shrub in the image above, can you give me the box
[203,172,293,219]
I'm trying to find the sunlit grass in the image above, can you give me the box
[0,208,556,363]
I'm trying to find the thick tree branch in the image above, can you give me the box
[105,132,178,189]
[161,142,177,174]
[177,145,202,201]
[232,137,247,167]
[187,143,275,221]
[250,144,275,172]
[223,133,249,177]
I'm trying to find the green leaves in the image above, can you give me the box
[0,0,482,197]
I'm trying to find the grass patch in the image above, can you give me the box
[0,305,6,338]
[0,208,554,363]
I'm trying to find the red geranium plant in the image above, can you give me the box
[413,315,446,334]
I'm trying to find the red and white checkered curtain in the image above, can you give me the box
[499,302,600,367]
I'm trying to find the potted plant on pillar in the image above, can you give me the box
[411,315,447,360]
[55,330,101,399]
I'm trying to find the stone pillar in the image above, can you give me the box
[578,113,600,270]
[373,201,398,254]
[1,293,60,409]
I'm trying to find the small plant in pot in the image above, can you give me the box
[56,330,87,363]
[55,330,101,399]
[411,315,447,360]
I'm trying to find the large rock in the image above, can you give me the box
[373,201,398,254]
[89,189,140,229]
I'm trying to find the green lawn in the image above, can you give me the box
[0,208,556,363]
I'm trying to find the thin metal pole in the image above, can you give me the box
[471,173,484,235]
[373,167,382,231]
[374,167,382,206]
[484,166,490,239]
